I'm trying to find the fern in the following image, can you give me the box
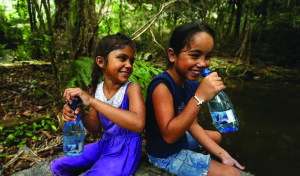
[67,57,93,90]
[130,60,163,99]
[66,55,163,100]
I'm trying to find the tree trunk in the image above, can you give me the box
[240,18,251,60]
[258,0,268,41]
[216,6,225,41]
[200,0,207,21]
[226,1,235,37]
[119,0,123,33]
[71,0,99,60]
[53,0,72,63]
[27,0,34,32]
[234,0,243,39]
[242,8,248,33]
[240,0,254,60]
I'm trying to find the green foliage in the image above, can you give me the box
[130,60,163,99]
[0,44,10,57]
[67,57,93,90]
[33,89,43,98]
[66,53,163,99]
[0,116,57,158]
[0,0,299,67]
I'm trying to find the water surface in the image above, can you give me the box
[199,80,300,176]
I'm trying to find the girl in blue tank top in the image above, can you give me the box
[145,22,245,176]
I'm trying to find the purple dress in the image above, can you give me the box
[51,82,142,176]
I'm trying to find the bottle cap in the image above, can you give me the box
[202,68,211,77]
[67,97,80,111]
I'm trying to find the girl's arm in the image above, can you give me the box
[80,106,101,134]
[65,83,145,133]
[152,83,201,143]
[153,72,224,144]
[61,103,101,134]
[189,119,245,170]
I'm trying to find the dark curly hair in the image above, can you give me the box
[90,33,134,95]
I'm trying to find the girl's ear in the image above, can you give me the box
[96,56,105,68]
[167,48,176,63]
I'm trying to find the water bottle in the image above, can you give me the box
[202,68,239,133]
[63,97,85,157]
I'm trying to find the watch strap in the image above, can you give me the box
[193,95,205,106]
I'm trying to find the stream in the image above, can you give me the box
[199,79,300,176]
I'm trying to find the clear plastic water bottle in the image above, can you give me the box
[63,98,85,157]
[202,68,239,133]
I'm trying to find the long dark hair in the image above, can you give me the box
[167,22,215,69]
[90,33,133,95]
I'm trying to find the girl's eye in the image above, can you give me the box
[118,56,126,61]
[205,55,211,60]
[189,54,199,59]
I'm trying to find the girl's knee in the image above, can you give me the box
[208,160,241,176]
[50,160,59,175]
[215,131,222,144]
[226,166,241,176]
[220,165,241,176]
[206,130,222,144]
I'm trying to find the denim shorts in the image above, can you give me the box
[147,132,211,176]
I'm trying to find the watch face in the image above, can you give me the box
[199,100,204,105]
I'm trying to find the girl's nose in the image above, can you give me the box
[196,57,207,67]
[125,60,133,68]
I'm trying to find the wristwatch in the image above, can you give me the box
[193,95,205,106]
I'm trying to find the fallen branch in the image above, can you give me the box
[35,136,63,153]
[0,113,55,129]
[3,150,24,168]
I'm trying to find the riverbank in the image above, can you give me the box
[5,147,254,176]
[0,58,297,175]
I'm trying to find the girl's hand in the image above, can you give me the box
[63,88,93,106]
[196,72,225,102]
[62,103,78,122]
[221,152,245,170]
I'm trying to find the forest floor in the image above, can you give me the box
[0,59,299,175]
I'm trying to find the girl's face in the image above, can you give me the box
[170,32,214,82]
[100,45,135,84]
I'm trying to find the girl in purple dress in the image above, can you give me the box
[51,33,145,176]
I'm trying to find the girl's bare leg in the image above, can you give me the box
[208,159,241,176]
[205,130,222,144]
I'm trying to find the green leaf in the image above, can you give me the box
[7,134,15,140]
[19,139,27,144]
[51,125,57,131]
[25,131,33,136]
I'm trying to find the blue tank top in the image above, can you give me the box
[145,72,199,158]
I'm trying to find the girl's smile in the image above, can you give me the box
[168,32,214,86]
[100,45,135,84]
[190,69,201,77]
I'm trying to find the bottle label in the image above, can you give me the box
[225,109,235,123]
[68,144,78,151]
[211,109,235,123]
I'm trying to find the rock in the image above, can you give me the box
[10,152,254,176]
[134,154,172,176]
[10,152,171,176]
